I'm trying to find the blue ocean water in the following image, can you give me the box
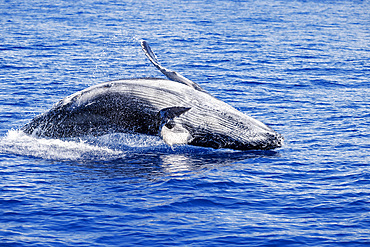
[0,0,369,246]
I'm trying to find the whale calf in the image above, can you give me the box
[22,41,283,150]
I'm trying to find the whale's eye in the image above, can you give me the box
[165,121,175,129]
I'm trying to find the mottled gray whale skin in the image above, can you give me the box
[22,41,283,150]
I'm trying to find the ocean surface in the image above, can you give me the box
[0,0,369,246]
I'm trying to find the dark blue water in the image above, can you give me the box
[1,0,369,246]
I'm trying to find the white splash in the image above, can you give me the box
[90,132,165,149]
[0,130,127,161]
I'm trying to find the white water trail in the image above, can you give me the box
[0,130,165,161]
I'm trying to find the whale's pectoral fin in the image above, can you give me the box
[158,107,193,147]
[158,106,191,124]
[141,40,208,93]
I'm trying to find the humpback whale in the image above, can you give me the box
[22,41,283,150]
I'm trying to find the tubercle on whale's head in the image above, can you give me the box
[224,117,283,151]
[229,133,283,150]
[236,113,284,150]
[256,131,284,150]
[187,125,283,151]
[232,124,284,150]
